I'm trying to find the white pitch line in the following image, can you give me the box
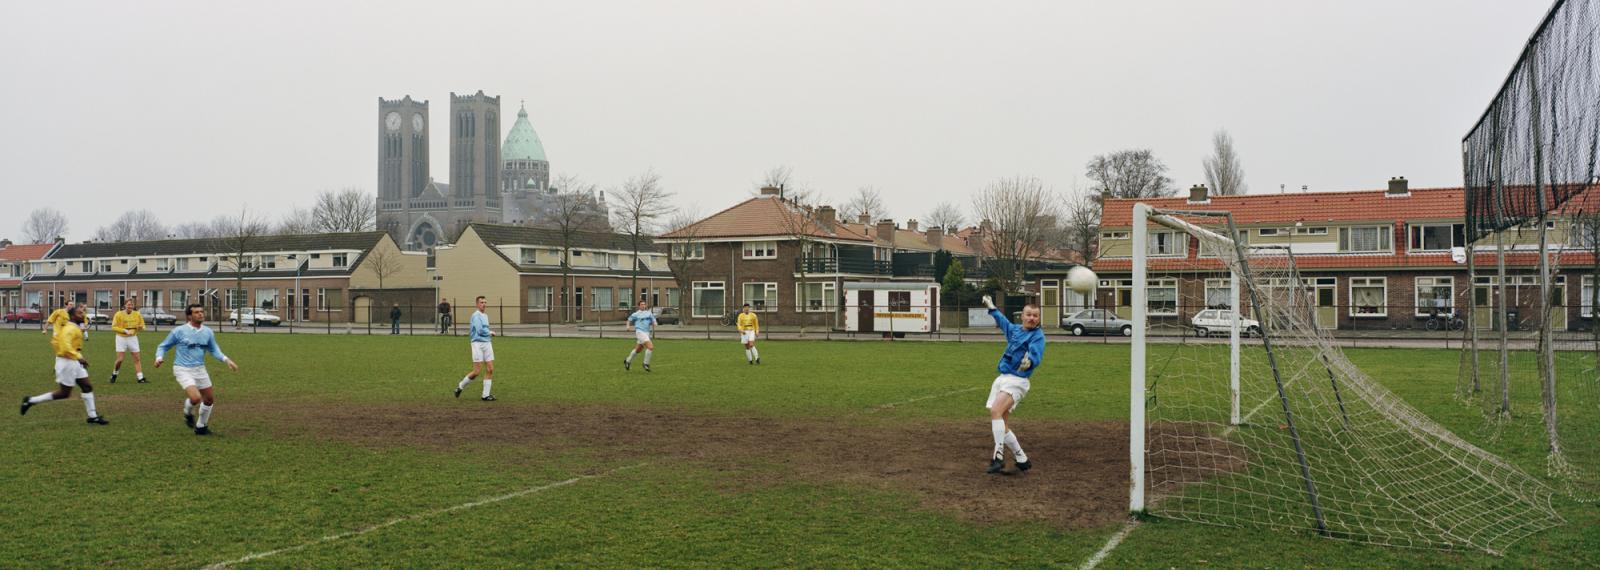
[868,386,983,412]
[1079,518,1140,570]
[200,463,648,569]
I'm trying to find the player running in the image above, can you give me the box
[110,298,147,383]
[737,303,761,365]
[20,305,108,425]
[44,298,76,336]
[154,304,240,436]
[624,300,656,372]
[454,296,497,401]
[981,295,1043,475]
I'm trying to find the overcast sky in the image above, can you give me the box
[0,0,1552,242]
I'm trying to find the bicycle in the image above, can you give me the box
[1424,310,1464,331]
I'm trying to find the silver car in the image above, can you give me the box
[1062,309,1133,337]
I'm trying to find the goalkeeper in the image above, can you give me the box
[980,295,1044,474]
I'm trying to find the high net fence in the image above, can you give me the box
[1139,209,1561,554]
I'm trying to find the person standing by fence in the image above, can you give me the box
[390,303,402,335]
[438,300,452,334]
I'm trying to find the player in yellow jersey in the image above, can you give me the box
[44,298,75,336]
[20,305,108,425]
[110,298,147,383]
[737,303,761,365]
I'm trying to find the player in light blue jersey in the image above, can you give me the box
[624,300,657,372]
[980,295,1044,475]
[454,296,497,401]
[154,304,239,436]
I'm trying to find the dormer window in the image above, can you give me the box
[332,254,348,267]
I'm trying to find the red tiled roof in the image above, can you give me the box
[0,243,53,261]
[659,196,873,241]
[1101,187,1465,227]
[0,278,20,288]
[1095,250,1597,272]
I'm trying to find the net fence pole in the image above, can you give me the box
[1468,228,1481,394]
[1130,203,1149,514]
[1496,229,1512,416]
[1528,42,1564,456]
[1229,268,1241,426]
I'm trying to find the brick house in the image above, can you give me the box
[22,232,433,324]
[0,241,58,316]
[433,223,675,324]
[1093,178,1600,331]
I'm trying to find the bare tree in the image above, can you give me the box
[550,173,607,322]
[843,186,888,223]
[777,192,833,336]
[1061,190,1104,264]
[312,187,377,233]
[972,175,1058,293]
[363,246,404,294]
[610,169,676,303]
[93,210,168,242]
[275,206,318,236]
[217,207,270,328]
[22,208,68,244]
[1086,149,1175,199]
[169,222,214,239]
[752,165,816,203]
[1202,129,1247,196]
[664,207,704,324]
[924,201,965,232]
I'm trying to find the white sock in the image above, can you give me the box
[991,420,1007,459]
[745,348,752,362]
[28,393,55,404]
[481,379,493,398]
[457,376,472,390]
[136,372,144,380]
[82,393,97,418]
[752,347,759,360]
[197,403,213,427]
[1005,431,1028,463]
[184,399,195,415]
[643,350,653,365]
[625,351,635,363]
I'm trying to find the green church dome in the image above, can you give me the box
[502,103,547,162]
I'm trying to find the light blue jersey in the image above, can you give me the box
[628,310,657,333]
[154,323,228,368]
[469,311,493,342]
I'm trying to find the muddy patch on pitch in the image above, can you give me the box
[257,403,1131,529]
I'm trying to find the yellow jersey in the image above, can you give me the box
[46,308,70,334]
[53,321,84,360]
[112,310,145,337]
[736,312,760,332]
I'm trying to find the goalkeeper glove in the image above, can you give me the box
[1019,356,1032,371]
[982,295,996,310]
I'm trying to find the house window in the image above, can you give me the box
[1584,276,1598,318]
[888,291,911,312]
[155,258,170,271]
[1350,277,1387,317]
[1338,226,1392,253]
[317,288,342,311]
[1101,231,1129,240]
[1414,276,1454,316]
[692,281,725,318]
[256,288,278,310]
[259,256,277,269]
[1408,223,1465,251]
[527,286,552,312]
[226,289,247,310]
[666,287,681,308]
[1258,228,1284,237]
[79,261,92,272]
[332,254,348,267]
[1294,226,1329,236]
[1204,278,1233,309]
[177,258,191,271]
[1148,231,1185,256]
[742,241,778,259]
[743,282,778,312]
[95,290,111,309]
[170,290,188,311]
[592,286,614,310]
[1147,278,1178,316]
[671,243,705,260]
[795,281,836,312]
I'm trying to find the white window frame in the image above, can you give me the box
[170,289,188,311]
[692,281,726,318]
[742,282,778,312]
[226,289,247,310]
[256,288,278,310]
[1147,278,1178,316]
[672,243,705,260]
[331,253,349,268]
[742,240,778,259]
[1294,226,1329,236]
[1148,231,1185,257]
[1583,276,1598,318]
[795,281,836,312]
[1338,226,1393,253]
[1258,227,1284,237]
[527,286,552,312]
[1101,231,1129,240]
[95,290,112,309]
[591,286,614,310]
[1408,223,1465,252]
[1349,277,1387,317]
[1414,276,1455,317]
[1204,278,1233,309]
[317,288,342,312]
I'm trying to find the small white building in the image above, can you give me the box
[843,282,941,334]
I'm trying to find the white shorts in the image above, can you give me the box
[740,330,757,343]
[471,341,495,363]
[54,357,87,386]
[116,335,140,353]
[174,365,213,390]
[984,374,1031,412]
[635,330,652,344]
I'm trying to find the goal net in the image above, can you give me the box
[1130,204,1562,554]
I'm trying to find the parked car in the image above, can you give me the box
[228,308,282,326]
[1190,309,1263,337]
[1,308,44,323]
[139,307,179,325]
[84,308,112,325]
[1062,309,1134,337]
[651,306,681,325]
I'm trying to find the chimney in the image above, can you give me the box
[1386,176,1409,196]
[759,186,782,196]
[927,226,944,249]
[875,219,896,241]
[1188,184,1209,203]
[0,239,11,249]
[816,205,836,228]
[1099,189,1112,204]
[907,219,919,232]
[857,213,870,224]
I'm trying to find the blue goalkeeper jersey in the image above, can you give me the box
[990,308,1045,378]
[628,310,657,333]
[155,323,228,368]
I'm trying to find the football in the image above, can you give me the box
[1068,266,1097,294]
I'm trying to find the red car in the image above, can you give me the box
[2,308,44,323]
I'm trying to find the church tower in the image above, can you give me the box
[450,91,502,234]
[376,96,429,245]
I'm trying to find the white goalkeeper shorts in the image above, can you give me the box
[173,365,212,390]
[984,374,1030,412]
[739,330,756,344]
[471,341,495,363]
[54,357,88,387]
[116,335,140,353]
[635,330,652,344]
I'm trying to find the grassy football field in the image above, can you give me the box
[0,329,1595,568]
